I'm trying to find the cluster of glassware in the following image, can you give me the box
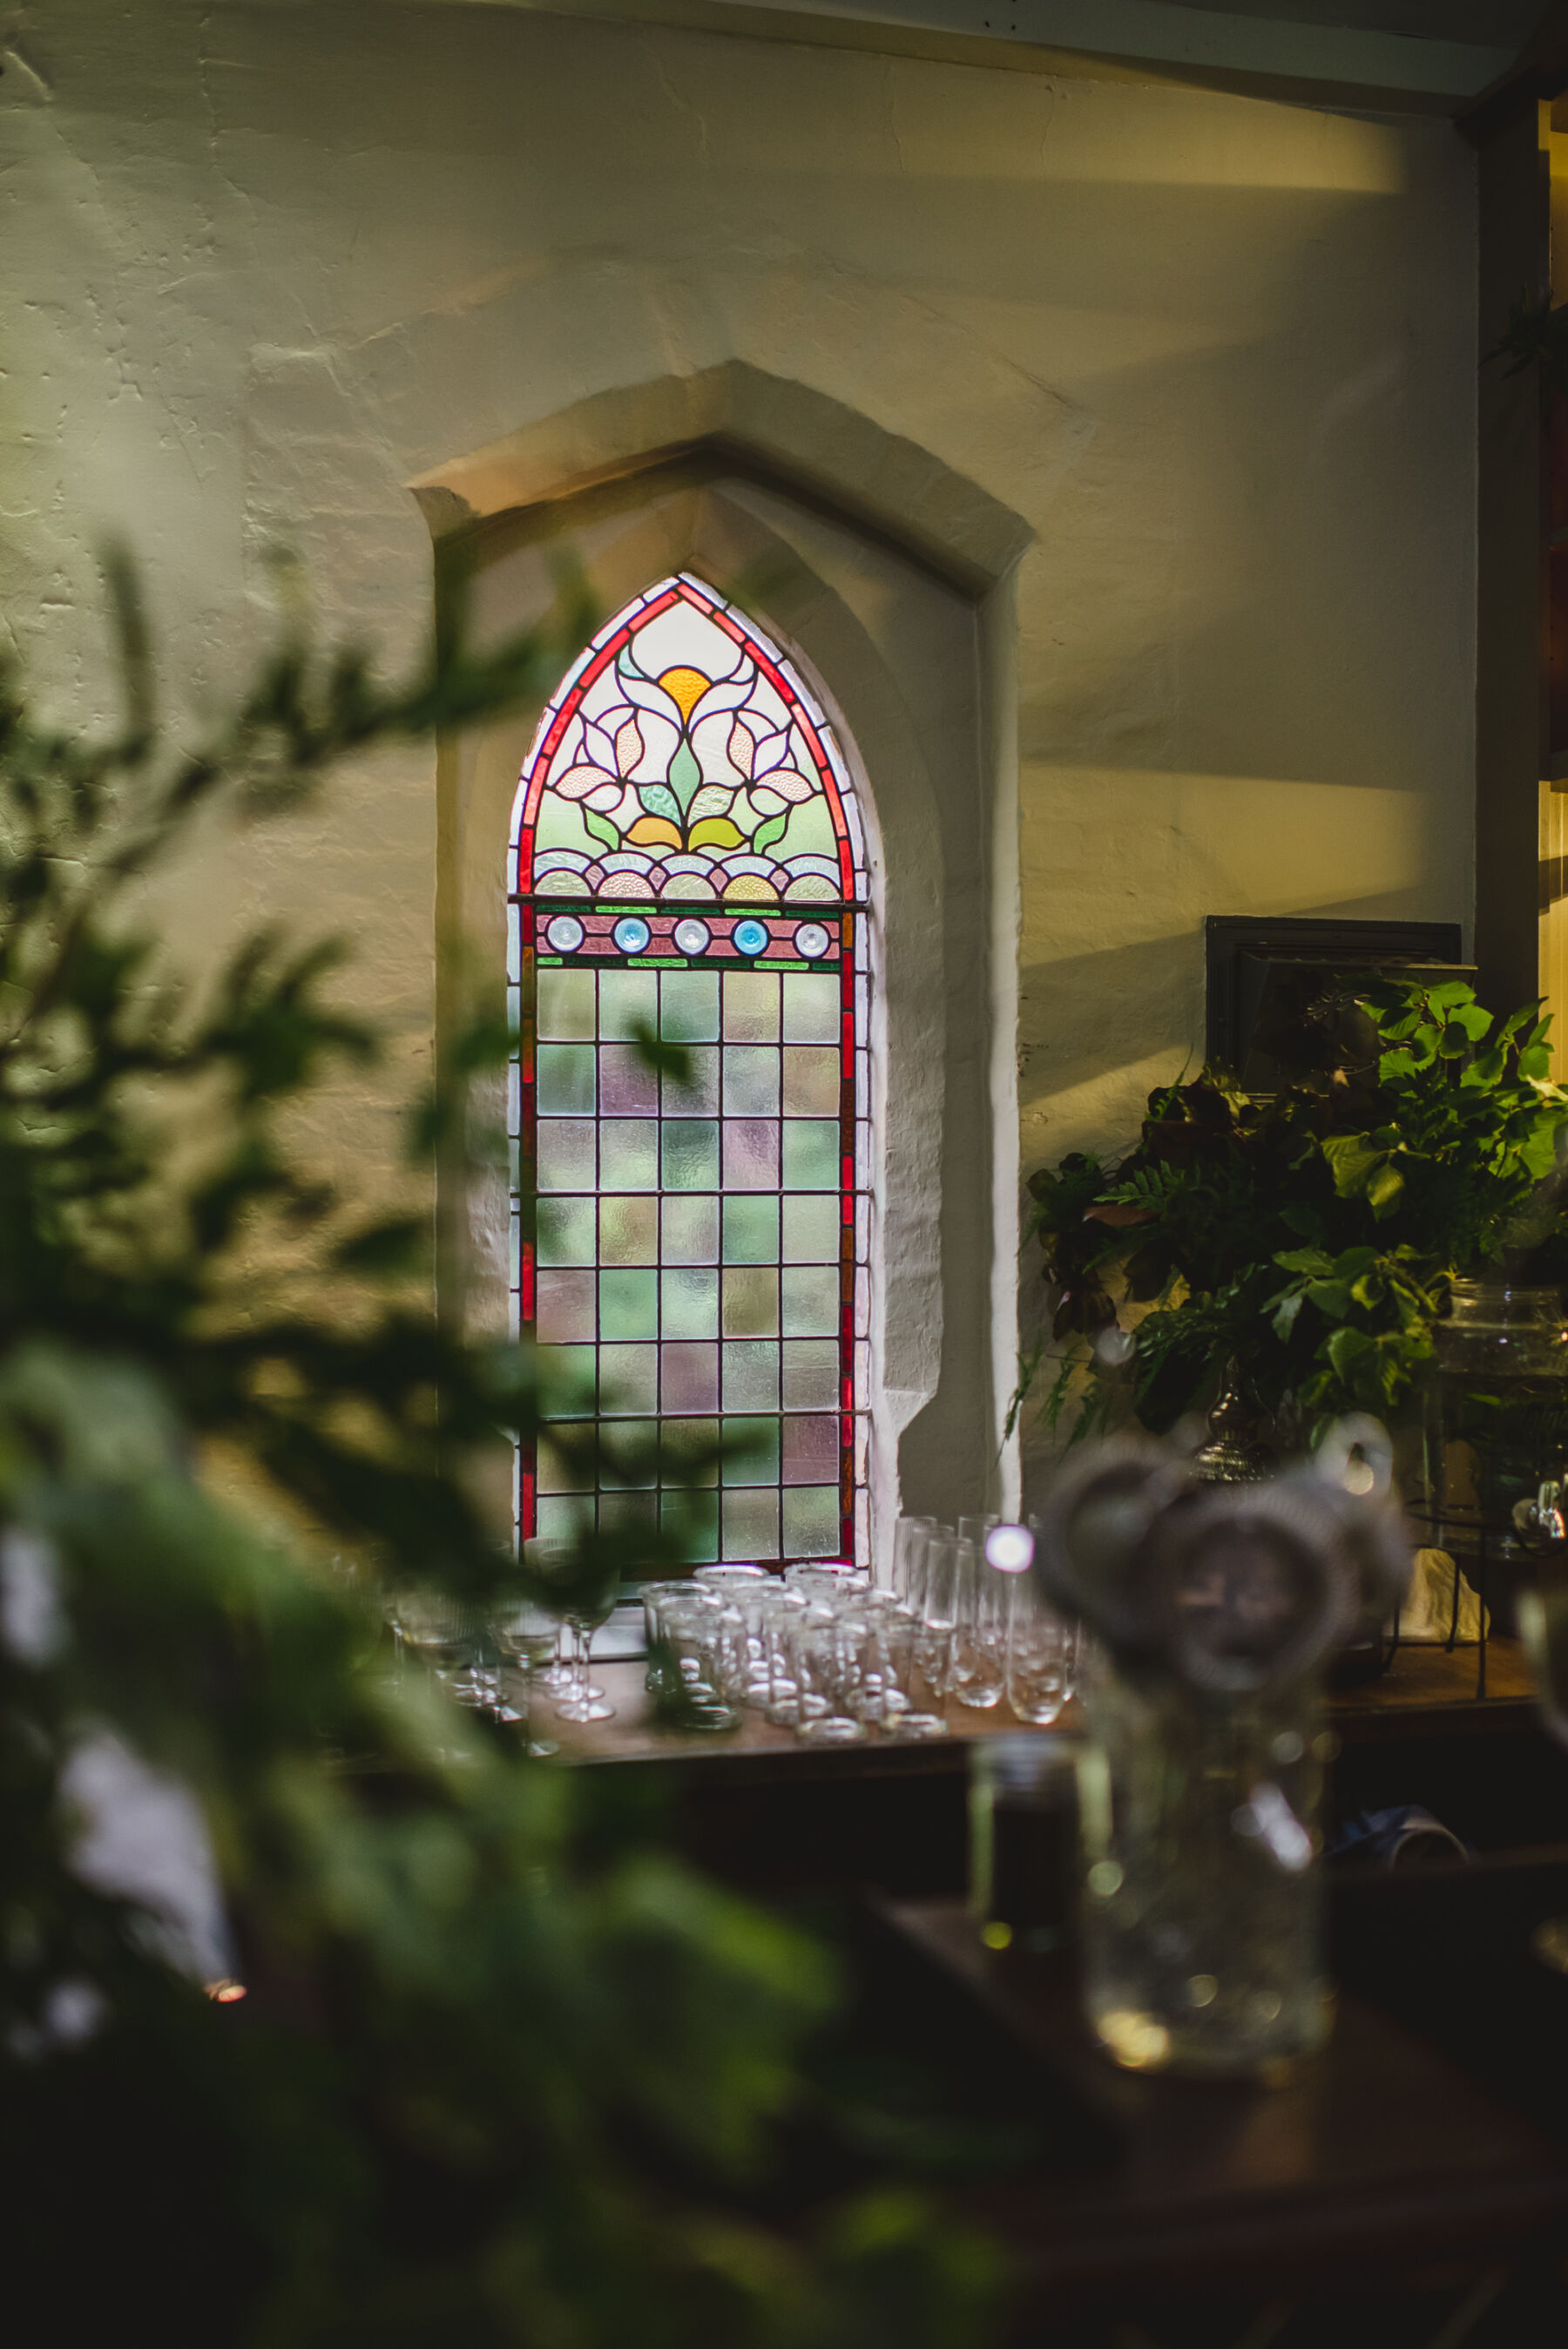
[640,1517,1080,1743]
[387,1548,625,1754]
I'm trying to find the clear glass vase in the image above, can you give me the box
[1078,1662,1332,2078]
[1426,1281,1568,1626]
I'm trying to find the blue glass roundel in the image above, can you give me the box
[672,917,711,958]
[793,921,830,962]
[612,916,652,956]
[733,917,770,958]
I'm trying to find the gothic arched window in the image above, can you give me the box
[509,574,871,1567]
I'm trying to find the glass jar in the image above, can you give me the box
[1078,1662,1331,2077]
[1427,1282,1568,1621]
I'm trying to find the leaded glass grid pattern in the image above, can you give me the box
[509,574,871,1567]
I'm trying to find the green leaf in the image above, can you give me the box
[1321,1134,1386,1198]
[1325,1324,1374,1379]
[1305,1278,1353,1320]
[1378,1048,1416,1080]
[635,782,682,828]
[1461,1046,1505,1087]
[1366,1160,1404,1218]
[752,809,789,855]
[1436,1022,1470,1059]
[1518,1043,1552,1080]
[583,806,621,852]
[1274,1246,1334,1276]
[1272,1293,1304,1340]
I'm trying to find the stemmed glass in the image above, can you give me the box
[1517,1563,1568,1970]
[529,1544,620,1724]
[394,1590,485,1704]
[491,1595,562,1756]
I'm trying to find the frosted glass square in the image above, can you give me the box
[598,1343,658,1415]
[722,1267,778,1338]
[722,1488,780,1561]
[538,968,596,1040]
[723,1195,779,1264]
[598,969,658,1039]
[723,1046,780,1116]
[663,1045,720,1117]
[598,1042,659,1116]
[537,1494,592,1546]
[661,1344,719,1415]
[662,1195,720,1264]
[659,971,720,1042]
[781,971,839,1043]
[781,1340,839,1411]
[721,1416,780,1486]
[599,1195,658,1265]
[537,1196,597,1266]
[722,1340,779,1410]
[537,1120,595,1193]
[536,1269,595,1344]
[662,1490,719,1562]
[598,1420,658,1492]
[537,1422,594,1494]
[781,1414,839,1486]
[537,1043,596,1115]
[723,971,779,1042]
[599,1493,659,1547]
[663,1120,720,1192]
[781,1121,839,1191]
[781,1195,838,1263]
[661,1416,719,1489]
[782,1266,839,1337]
[599,1120,659,1191]
[781,1045,840,1117]
[599,1268,658,1340]
[537,1344,597,1414]
[661,1268,718,1340]
[783,1486,841,1559]
[723,1119,780,1191]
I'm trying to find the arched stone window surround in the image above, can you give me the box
[421,367,1031,1545]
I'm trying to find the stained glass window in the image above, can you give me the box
[509,573,871,1567]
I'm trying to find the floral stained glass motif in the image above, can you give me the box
[510,575,871,1567]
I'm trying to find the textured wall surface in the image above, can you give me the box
[1,1,1477,1469]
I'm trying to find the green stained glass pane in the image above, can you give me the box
[722,1486,780,1560]
[782,1486,841,1559]
[599,969,658,1039]
[599,1268,658,1340]
[599,1420,659,1492]
[781,1120,839,1191]
[722,1340,779,1411]
[537,1120,595,1193]
[535,793,596,858]
[537,1269,596,1343]
[782,1339,839,1410]
[661,1416,720,1489]
[721,1415,780,1486]
[662,1044,720,1116]
[663,1120,720,1192]
[662,1489,720,1562]
[781,971,839,1044]
[538,968,597,1040]
[537,1344,597,1416]
[662,1268,718,1340]
[723,1195,779,1264]
[537,1422,596,1494]
[778,796,835,860]
[599,1343,659,1415]
[599,1120,659,1191]
[537,1494,593,1545]
[537,1197,598,1267]
[600,1492,659,1543]
[781,1194,838,1263]
[660,971,720,1042]
[537,1042,596,1114]
[781,1267,838,1337]
[600,1195,659,1265]
[724,971,780,1042]
[722,1267,779,1338]
[781,1045,840,1117]
[662,1195,720,1264]
[722,1045,779,1116]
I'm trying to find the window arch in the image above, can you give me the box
[509,573,872,1567]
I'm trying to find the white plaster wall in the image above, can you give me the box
[1,3,1476,1477]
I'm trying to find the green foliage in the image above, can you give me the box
[1023,974,1568,1440]
[0,566,997,2346]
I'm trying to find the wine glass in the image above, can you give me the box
[394,1590,481,1703]
[491,1595,562,1757]
[528,1544,620,1724]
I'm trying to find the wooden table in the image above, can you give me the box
[880,1894,1568,2323]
